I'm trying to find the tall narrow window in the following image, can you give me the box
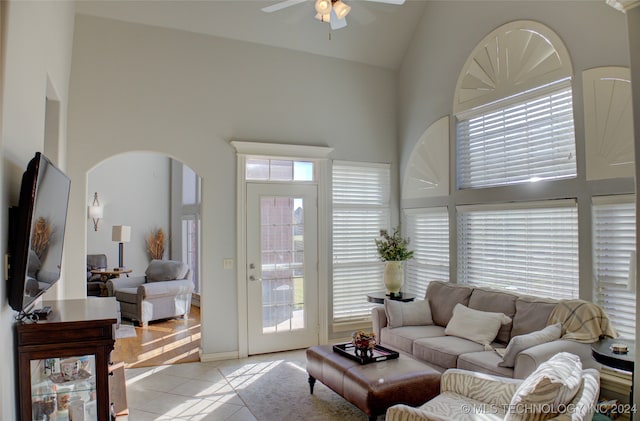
[458,200,579,300]
[404,208,449,298]
[332,161,390,323]
[181,217,199,292]
[172,162,202,295]
[593,196,636,339]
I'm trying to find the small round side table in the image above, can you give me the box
[366,292,417,304]
[592,338,635,419]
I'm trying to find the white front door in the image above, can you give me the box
[246,183,319,354]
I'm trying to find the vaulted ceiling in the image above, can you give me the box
[75,0,429,70]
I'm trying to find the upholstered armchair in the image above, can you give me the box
[87,254,108,296]
[386,353,600,421]
[106,259,194,326]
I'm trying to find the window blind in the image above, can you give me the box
[457,86,576,189]
[593,196,636,339]
[404,208,450,298]
[458,200,579,299]
[332,162,390,322]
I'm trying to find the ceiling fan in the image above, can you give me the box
[261,0,406,31]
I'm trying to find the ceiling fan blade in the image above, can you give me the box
[330,9,347,30]
[261,0,308,13]
[362,0,405,4]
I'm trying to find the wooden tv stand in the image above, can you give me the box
[16,298,118,421]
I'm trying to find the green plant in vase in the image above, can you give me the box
[375,226,414,296]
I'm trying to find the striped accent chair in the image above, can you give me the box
[386,352,600,421]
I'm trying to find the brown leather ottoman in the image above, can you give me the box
[306,345,441,421]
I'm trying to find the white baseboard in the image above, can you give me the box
[199,350,239,362]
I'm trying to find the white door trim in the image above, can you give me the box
[233,142,332,358]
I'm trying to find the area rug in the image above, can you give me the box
[115,324,137,339]
[219,350,366,420]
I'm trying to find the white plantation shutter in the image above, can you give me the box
[404,208,450,299]
[332,161,390,322]
[593,196,636,339]
[458,200,579,299]
[457,84,576,189]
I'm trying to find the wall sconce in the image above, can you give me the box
[112,225,131,269]
[88,192,104,231]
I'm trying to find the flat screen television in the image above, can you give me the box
[8,152,70,316]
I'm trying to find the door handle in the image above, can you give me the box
[249,275,262,281]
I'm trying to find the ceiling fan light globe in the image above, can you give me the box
[314,12,331,22]
[315,0,332,15]
[333,1,351,19]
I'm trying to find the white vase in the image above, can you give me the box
[383,261,404,295]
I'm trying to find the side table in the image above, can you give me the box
[90,269,133,296]
[592,338,635,419]
[367,292,417,304]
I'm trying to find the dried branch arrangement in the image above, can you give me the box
[31,217,52,258]
[146,228,166,260]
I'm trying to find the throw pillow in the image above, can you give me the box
[506,352,583,421]
[384,299,433,328]
[468,288,517,344]
[426,281,473,327]
[498,323,562,368]
[511,296,558,338]
[444,303,512,350]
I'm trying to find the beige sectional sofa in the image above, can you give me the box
[371,281,602,379]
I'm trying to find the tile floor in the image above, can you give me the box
[121,351,307,421]
[123,363,256,420]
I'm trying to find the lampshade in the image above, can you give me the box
[112,225,131,243]
[88,192,103,231]
[332,0,351,19]
[88,205,103,219]
[315,0,332,15]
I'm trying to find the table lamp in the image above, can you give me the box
[112,225,131,269]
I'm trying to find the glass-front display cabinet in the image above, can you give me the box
[30,355,98,420]
[16,299,118,421]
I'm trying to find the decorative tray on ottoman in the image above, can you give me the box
[333,343,399,365]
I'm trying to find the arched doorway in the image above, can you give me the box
[86,151,203,367]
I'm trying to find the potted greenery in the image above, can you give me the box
[375,226,414,295]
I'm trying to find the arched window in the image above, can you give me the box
[455,20,575,189]
[454,21,579,298]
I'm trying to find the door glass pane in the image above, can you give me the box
[270,160,293,181]
[246,159,269,180]
[293,161,314,181]
[246,159,315,181]
[260,196,305,333]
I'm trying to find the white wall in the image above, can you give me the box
[66,14,398,357]
[0,1,75,418]
[87,152,171,275]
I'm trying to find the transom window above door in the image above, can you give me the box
[246,158,315,181]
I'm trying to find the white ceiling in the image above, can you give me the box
[75,0,429,69]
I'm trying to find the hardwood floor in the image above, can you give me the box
[111,305,201,368]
